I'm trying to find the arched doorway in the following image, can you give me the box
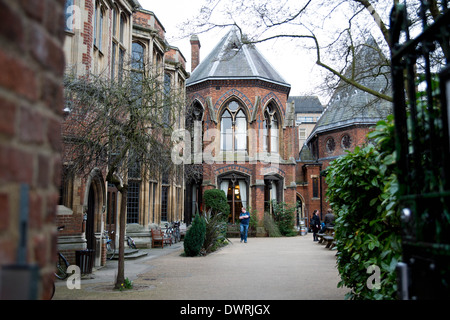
[218,172,249,224]
[296,192,307,227]
[86,185,96,250]
[83,169,105,265]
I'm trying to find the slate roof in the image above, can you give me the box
[288,96,323,114]
[186,27,290,88]
[307,36,392,141]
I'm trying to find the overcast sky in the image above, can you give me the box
[138,0,325,104]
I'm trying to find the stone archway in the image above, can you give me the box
[83,168,105,266]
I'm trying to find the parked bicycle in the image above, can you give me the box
[54,226,69,280]
[127,235,137,249]
[173,221,181,243]
[164,223,174,245]
[104,229,115,260]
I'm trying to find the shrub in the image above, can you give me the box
[263,212,281,237]
[184,213,206,257]
[272,201,297,236]
[204,189,230,216]
[202,209,228,254]
[325,115,402,300]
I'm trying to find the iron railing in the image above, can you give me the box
[390,0,450,299]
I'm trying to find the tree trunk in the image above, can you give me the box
[114,184,128,289]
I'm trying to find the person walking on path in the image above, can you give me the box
[310,210,321,241]
[239,207,250,243]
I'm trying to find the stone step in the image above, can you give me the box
[107,248,148,260]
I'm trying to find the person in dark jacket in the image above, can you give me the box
[310,210,321,241]
[239,207,250,243]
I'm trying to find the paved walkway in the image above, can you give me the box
[53,234,348,300]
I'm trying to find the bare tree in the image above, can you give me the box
[62,58,185,289]
[178,0,447,102]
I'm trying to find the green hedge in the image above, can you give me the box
[325,115,402,300]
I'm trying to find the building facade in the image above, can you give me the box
[288,96,323,151]
[299,37,392,221]
[59,0,188,267]
[185,28,299,229]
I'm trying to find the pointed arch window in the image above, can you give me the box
[220,101,247,152]
[263,104,280,153]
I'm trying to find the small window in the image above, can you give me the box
[326,138,336,153]
[312,177,319,198]
[341,134,352,149]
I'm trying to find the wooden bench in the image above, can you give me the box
[317,227,335,249]
[151,229,164,248]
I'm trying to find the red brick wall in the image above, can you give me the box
[0,0,66,299]
[187,80,297,223]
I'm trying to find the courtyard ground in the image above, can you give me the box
[53,233,347,301]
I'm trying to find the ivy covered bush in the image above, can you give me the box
[325,115,402,300]
[184,213,206,257]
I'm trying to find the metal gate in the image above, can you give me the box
[390,1,450,299]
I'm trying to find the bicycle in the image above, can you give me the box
[54,226,70,280]
[104,230,115,260]
[173,221,181,243]
[127,235,137,249]
[164,223,174,245]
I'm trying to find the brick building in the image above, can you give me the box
[0,0,66,299]
[185,29,392,231]
[185,27,299,229]
[58,0,188,268]
[300,37,392,221]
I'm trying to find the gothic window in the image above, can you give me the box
[263,104,280,153]
[187,102,204,158]
[220,101,247,152]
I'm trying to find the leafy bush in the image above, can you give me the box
[272,201,297,236]
[202,209,228,254]
[184,213,206,257]
[263,212,281,237]
[204,189,230,216]
[325,115,402,300]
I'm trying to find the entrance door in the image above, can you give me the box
[86,185,95,250]
[220,175,248,224]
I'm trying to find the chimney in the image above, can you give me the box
[190,35,201,72]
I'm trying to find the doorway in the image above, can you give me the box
[218,172,249,224]
[86,185,95,250]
